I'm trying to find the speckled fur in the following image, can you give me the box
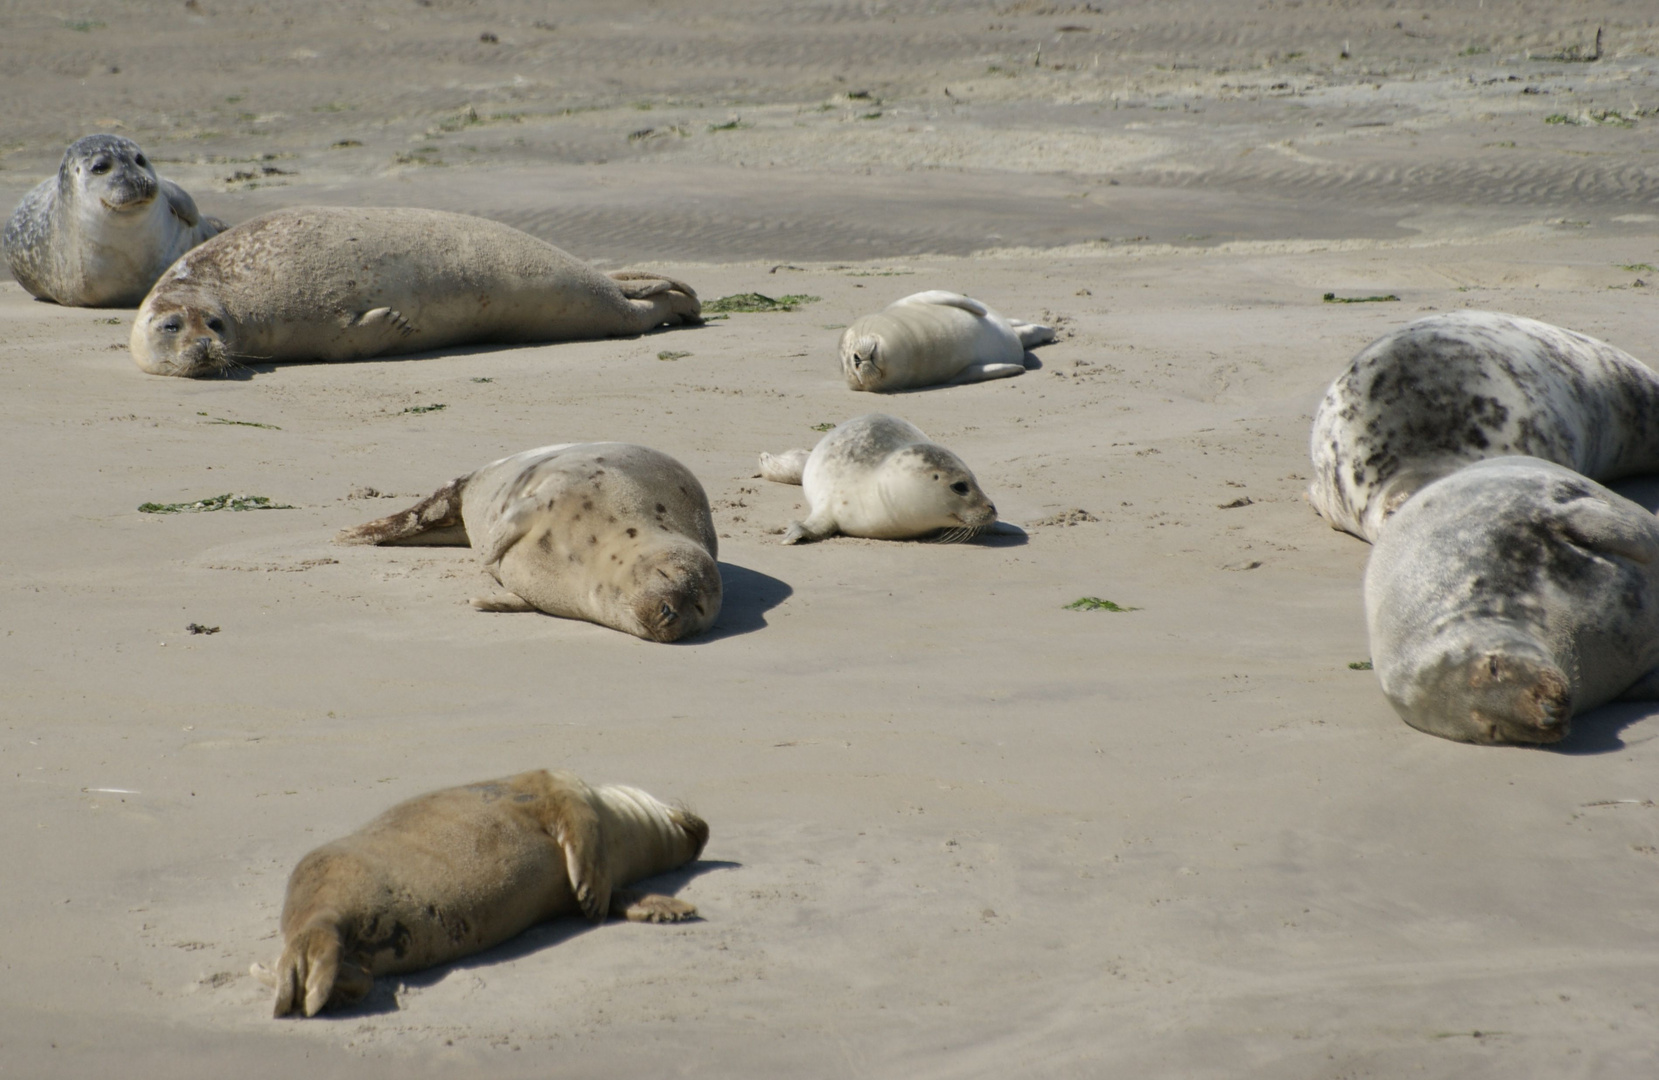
[129,206,700,376]
[839,290,1054,392]
[1365,457,1659,745]
[254,770,708,1017]
[1310,311,1659,541]
[337,442,720,642]
[760,413,1000,542]
[3,134,222,306]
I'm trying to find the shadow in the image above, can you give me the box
[314,859,741,1019]
[1546,700,1659,756]
[970,523,1028,548]
[1022,349,1044,372]
[696,562,792,642]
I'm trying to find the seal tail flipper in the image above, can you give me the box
[759,448,812,485]
[609,890,699,923]
[1008,319,1056,347]
[608,271,703,328]
[267,923,371,1018]
[335,476,469,546]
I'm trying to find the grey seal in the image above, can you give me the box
[130,206,700,376]
[251,769,707,1017]
[840,290,1055,392]
[1365,456,1659,745]
[759,413,1004,543]
[1309,310,1659,541]
[3,134,224,307]
[337,442,721,642]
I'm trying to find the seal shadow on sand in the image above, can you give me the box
[326,859,741,1018]
[696,562,792,642]
[1549,702,1659,756]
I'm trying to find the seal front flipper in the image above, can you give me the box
[542,775,612,922]
[903,290,989,316]
[469,590,537,613]
[335,476,470,546]
[781,511,837,545]
[1007,318,1056,348]
[944,360,1028,385]
[1555,497,1659,565]
[343,306,420,354]
[609,889,698,923]
[162,180,202,229]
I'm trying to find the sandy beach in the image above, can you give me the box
[3,2,1658,1076]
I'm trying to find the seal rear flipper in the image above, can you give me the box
[759,448,812,485]
[269,923,370,1018]
[610,890,698,923]
[335,476,470,546]
[608,270,703,327]
[1008,318,1056,347]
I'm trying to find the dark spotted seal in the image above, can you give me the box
[252,769,708,1017]
[1365,456,1659,745]
[336,442,721,642]
[1309,311,1659,541]
[3,134,224,307]
[130,206,700,376]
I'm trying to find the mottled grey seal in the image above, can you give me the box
[1310,310,1659,542]
[759,413,1003,543]
[129,206,700,376]
[1365,456,1659,745]
[840,290,1055,392]
[336,442,721,642]
[252,769,708,1017]
[3,134,224,307]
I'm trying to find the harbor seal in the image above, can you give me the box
[759,413,1003,543]
[336,442,721,642]
[839,290,1055,392]
[251,769,708,1017]
[1365,457,1659,745]
[129,206,700,376]
[3,134,224,307]
[1309,310,1659,542]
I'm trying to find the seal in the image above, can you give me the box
[759,413,1003,543]
[1309,310,1659,542]
[839,290,1055,392]
[129,206,701,376]
[337,442,721,642]
[3,134,224,307]
[1365,456,1659,745]
[251,769,708,1017]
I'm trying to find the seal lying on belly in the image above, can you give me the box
[129,206,700,376]
[758,413,1004,543]
[252,769,708,1017]
[1365,457,1659,745]
[1309,311,1659,542]
[840,290,1055,392]
[337,442,721,642]
[3,134,224,307]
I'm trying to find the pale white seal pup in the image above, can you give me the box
[759,413,1003,543]
[839,290,1055,392]
[252,769,708,1017]
[1366,457,1659,745]
[3,134,224,307]
[337,442,721,642]
[129,206,700,376]
[1310,310,1659,541]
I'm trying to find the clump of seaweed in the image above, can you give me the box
[1064,597,1140,612]
[1323,292,1399,304]
[139,494,294,514]
[703,293,821,314]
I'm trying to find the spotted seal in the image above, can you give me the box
[839,290,1055,392]
[251,769,708,1017]
[336,442,721,642]
[758,413,1004,543]
[129,206,700,376]
[1365,456,1659,745]
[1309,310,1659,542]
[3,134,224,307]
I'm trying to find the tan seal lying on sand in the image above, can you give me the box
[759,413,1008,543]
[252,769,708,1017]
[1309,310,1659,542]
[129,206,700,376]
[3,134,224,307]
[839,290,1055,392]
[337,442,721,642]
[1365,457,1659,745]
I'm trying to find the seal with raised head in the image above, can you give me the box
[1309,310,1659,542]
[3,134,224,307]
[251,769,708,1017]
[1365,456,1659,745]
[337,442,721,642]
[129,206,700,376]
[839,290,1055,392]
[759,413,1003,543]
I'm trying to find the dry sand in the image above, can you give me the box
[3,2,1659,1076]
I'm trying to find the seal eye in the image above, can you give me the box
[162,318,182,333]
[134,154,148,167]
[950,481,971,496]
[90,160,112,175]
[206,317,225,333]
